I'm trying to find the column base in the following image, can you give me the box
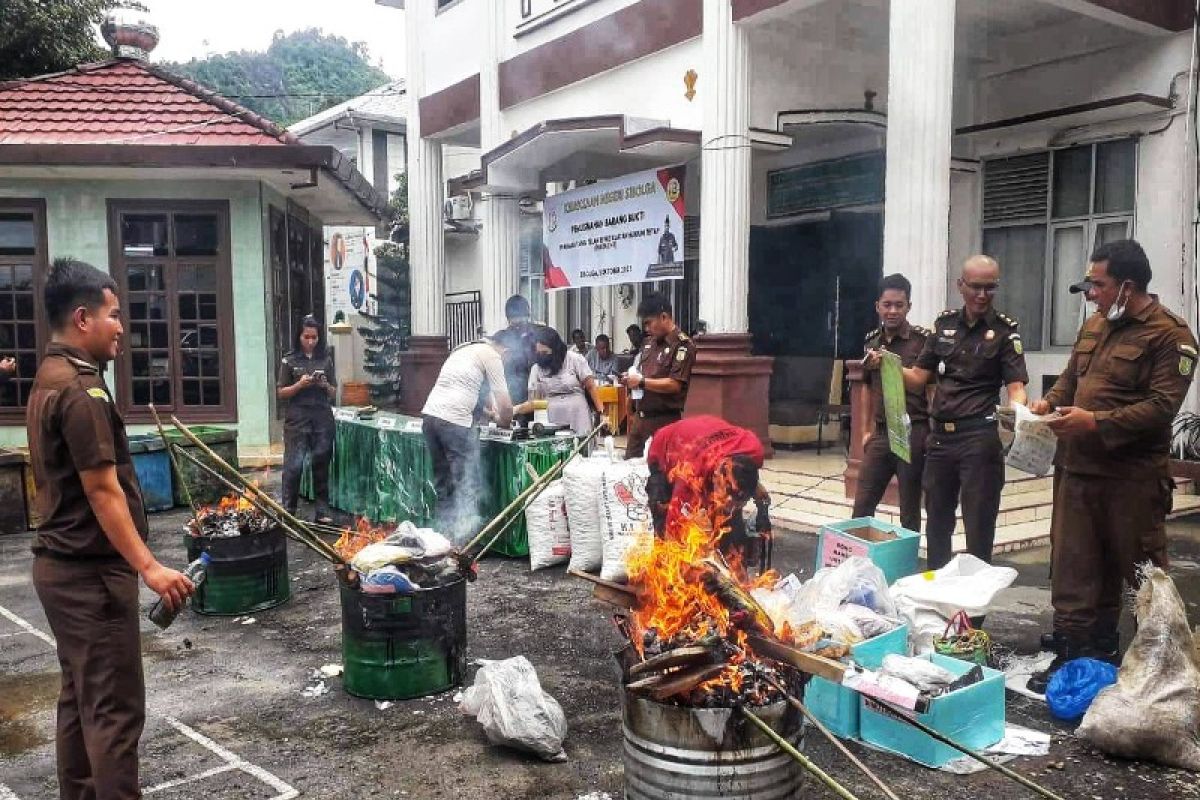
[684,333,774,458]
[398,335,449,417]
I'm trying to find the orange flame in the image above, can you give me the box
[334,517,391,561]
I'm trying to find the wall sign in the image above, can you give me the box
[767,151,885,218]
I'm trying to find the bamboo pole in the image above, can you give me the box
[149,404,199,527]
[738,707,863,800]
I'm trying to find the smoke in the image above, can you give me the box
[433,434,487,547]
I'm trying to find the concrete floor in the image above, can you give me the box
[2,495,1200,799]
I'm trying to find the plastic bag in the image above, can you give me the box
[526,479,571,571]
[790,557,896,627]
[880,654,957,693]
[890,554,1018,653]
[1077,567,1200,771]
[563,455,611,573]
[841,603,900,640]
[459,656,568,762]
[1045,658,1117,722]
[385,522,453,558]
[599,459,652,582]
[360,565,419,594]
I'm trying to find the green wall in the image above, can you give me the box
[0,178,274,456]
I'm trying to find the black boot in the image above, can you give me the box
[1028,635,1089,695]
[1039,631,1061,650]
[1091,629,1120,666]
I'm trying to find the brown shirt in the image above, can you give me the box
[863,322,930,425]
[916,307,1029,421]
[1043,299,1197,478]
[636,327,696,416]
[27,343,147,558]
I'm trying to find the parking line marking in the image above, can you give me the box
[165,717,298,800]
[0,604,55,647]
[144,763,239,794]
[0,783,21,800]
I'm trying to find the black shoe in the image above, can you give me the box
[1039,631,1060,650]
[314,507,334,525]
[1028,636,1091,695]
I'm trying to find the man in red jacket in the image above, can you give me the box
[645,415,772,566]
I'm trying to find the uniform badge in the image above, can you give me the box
[1181,356,1195,377]
[938,362,946,376]
[86,387,109,402]
[1013,340,1023,355]
[676,348,688,362]
[985,330,995,341]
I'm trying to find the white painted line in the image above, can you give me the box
[0,783,21,800]
[144,763,239,794]
[165,717,299,800]
[0,604,55,647]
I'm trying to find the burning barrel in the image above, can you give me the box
[340,577,467,700]
[184,496,290,615]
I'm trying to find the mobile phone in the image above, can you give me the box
[312,370,325,381]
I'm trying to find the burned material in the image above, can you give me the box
[185,494,290,615]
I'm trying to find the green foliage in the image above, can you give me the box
[358,241,411,409]
[0,0,145,80]
[163,29,390,127]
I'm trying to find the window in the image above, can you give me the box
[982,140,1136,351]
[0,200,48,418]
[518,211,545,323]
[109,201,236,421]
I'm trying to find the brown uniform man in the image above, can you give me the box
[1027,240,1196,692]
[872,256,1029,569]
[621,292,696,460]
[28,258,194,800]
[853,273,931,533]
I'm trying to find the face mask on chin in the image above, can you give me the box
[1106,281,1132,322]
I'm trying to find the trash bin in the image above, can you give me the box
[0,449,29,534]
[162,426,239,506]
[128,434,174,512]
[185,526,290,615]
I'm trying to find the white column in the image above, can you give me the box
[697,0,752,334]
[479,0,520,334]
[882,0,956,327]
[406,0,445,337]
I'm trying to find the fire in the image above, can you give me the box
[334,517,391,561]
[213,493,254,514]
[626,461,779,695]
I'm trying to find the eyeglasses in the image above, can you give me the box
[961,281,1000,296]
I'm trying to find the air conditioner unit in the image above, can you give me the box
[444,194,474,221]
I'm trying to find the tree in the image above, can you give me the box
[0,0,145,81]
[357,173,412,408]
[164,29,390,127]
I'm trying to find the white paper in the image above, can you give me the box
[377,416,398,430]
[939,725,1052,774]
[998,403,1059,476]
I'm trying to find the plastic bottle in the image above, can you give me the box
[148,553,210,630]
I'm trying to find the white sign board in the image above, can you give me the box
[325,226,377,322]
[543,166,686,290]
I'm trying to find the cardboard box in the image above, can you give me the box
[816,517,920,585]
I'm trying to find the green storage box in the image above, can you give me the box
[163,426,239,506]
[816,517,921,585]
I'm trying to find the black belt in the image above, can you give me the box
[931,415,996,433]
[875,418,929,431]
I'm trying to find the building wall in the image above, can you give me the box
[0,178,273,455]
[501,0,642,60]
[424,0,484,95]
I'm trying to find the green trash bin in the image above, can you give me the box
[185,527,290,615]
[163,426,238,506]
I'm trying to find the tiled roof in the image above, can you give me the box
[0,59,300,146]
[288,80,406,137]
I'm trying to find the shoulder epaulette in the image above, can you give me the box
[912,325,931,338]
[864,326,882,343]
[935,309,957,321]
[677,331,690,342]
[995,311,1019,329]
[64,355,98,375]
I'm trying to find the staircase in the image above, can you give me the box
[762,456,1200,556]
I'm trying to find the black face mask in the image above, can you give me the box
[536,353,554,368]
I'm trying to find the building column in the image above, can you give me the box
[690,0,773,454]
[882,0,956,328]
[479,0,520,334]
[399,0,448,415]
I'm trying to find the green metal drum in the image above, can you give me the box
[185,527,290,615]
[340,578,467,700]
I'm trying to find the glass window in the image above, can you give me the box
[174,214,220,257]
[121,214,170,257]
[0,214,36,256]
[1052,146,1091,219]
[1050,226,1087,347]
[983,226,1047,351]
[1094,140,1136,214]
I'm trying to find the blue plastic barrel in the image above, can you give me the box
[127,434,174,512]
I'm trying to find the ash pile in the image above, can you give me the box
[336,520,463,593]
[187,495,276,538]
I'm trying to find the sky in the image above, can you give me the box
[130,0,407,79]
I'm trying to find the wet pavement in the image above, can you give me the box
[2,482,1200,799]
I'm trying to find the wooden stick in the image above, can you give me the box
[149,404,199,527]
[746,634,848,683]
[739,707,863,800]
[628,646,720,678]
[648,663,726,701]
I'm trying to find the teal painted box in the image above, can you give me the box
[804,623,910,739]
[858,653,1006,768]
[816,517,921,585]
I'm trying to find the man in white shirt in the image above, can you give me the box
[421,338,513,541]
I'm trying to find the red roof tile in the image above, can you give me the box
[0,59,300,146]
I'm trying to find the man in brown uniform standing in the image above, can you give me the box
[28,258,194,800]
[621,292,696,460]
[1027,240,1196,692]
[872,255,1029,568]
[854,274,931,533]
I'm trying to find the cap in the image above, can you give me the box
[1068,279,1094,294]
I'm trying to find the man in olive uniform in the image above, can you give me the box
[28,258,194,800]
[1027,240,1196,691]
[621,292,696,460]
[854,274,931,533]
[875,255,1028,568]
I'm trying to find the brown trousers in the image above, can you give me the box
[1050,469,1171,640]
[624,412,680,460]
[32,555,145,800]
[852,421,929,534]
[922,427,1006,570]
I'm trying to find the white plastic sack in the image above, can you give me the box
[599,459,652,582]
[790,557,897,627]
[563,455,611,573]
[880,654,957,693]
[1077,567,1200,771]
[890,554,1017,653]
[526,480,571,571]
[459,656,568,762]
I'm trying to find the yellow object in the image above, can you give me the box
[532,399,549,411]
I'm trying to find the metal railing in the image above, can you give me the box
[445,290,483,349]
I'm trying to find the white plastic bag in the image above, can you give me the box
[790,557,897,628]
[526,480,570,571]
[890,554,1018,653]
[459,656,568,762]
[997,403,1059,476]
[599,459,652,582]
[563,455,611,573]
[881,654,957,693]
[1077,567,1200,771]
